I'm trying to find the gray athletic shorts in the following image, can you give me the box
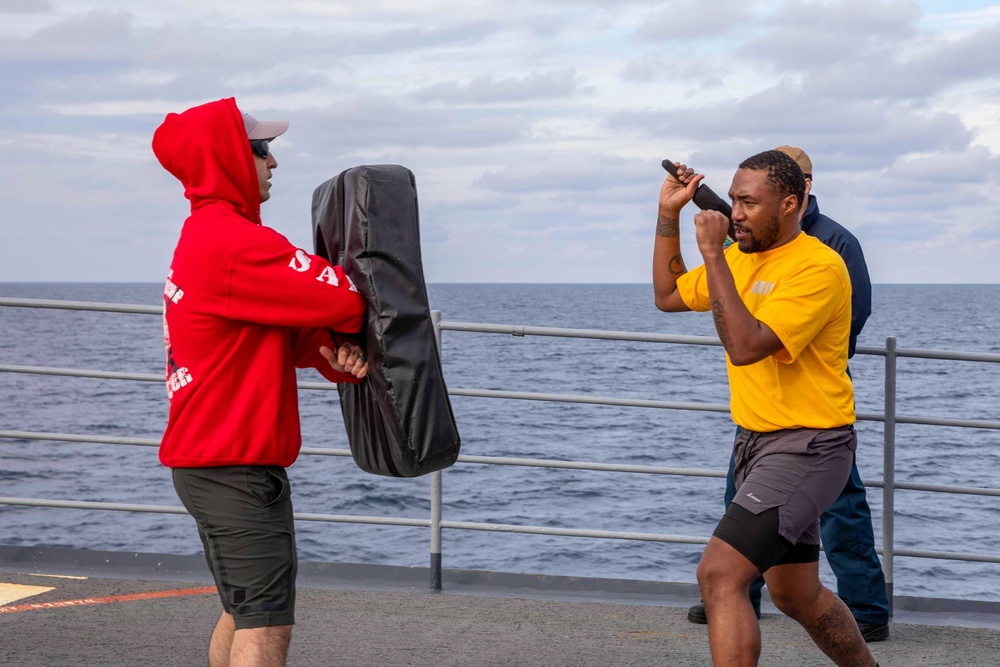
[173,466,297,630]
[729,425,856,548]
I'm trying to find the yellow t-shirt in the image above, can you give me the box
[676,232,855,432]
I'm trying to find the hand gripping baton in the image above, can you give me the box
[661,159,737,243]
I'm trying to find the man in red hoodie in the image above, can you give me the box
[152,98,368,667]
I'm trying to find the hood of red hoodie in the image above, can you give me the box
[152,97,261,224]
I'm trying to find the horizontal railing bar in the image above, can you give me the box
[8,296,1000,582]
[9,365,999,429]
[0,497,429,528]
[457,454,725,478]
[6,496,999,564]
[0,430,160,447]
[0,364,162,382]
[0,364,334,391]
[442,320,1000,363]
[0,297,160,315]
[2,297,999,365]
[0,431,361,457]
[300,447,352,457]
[0,430,725,479]
[894,348,1000,364]
[0,498,187,514]
[7,430,1000,497]
[293,513,429,527]
[0,365,732,415]
[894,482,1000,497]
[449,388,729,413]
[0,364,340,393]
[299,381,338,391]
[439,520,709,544]
[896,415,1000,430]
[894,548,1000,564]
[439,321,721,346]
[855,344,1000,363]
[451,390,1000,430]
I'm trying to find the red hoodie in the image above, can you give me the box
[152,97,365,468]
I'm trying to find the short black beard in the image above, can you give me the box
[736,215,781,253]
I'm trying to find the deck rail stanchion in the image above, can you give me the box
[883,336,897,616]
[429,309,444,592]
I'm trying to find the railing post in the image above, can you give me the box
[429,309,444,592]
[882,336,896,616]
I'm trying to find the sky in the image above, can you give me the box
[1,0,998,284]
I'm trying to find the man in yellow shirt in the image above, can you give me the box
[653,150,877,667]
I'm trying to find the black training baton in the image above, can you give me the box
[661,159,737,242]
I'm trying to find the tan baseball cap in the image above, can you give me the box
[242,111,289,141]
[775,145,812,178]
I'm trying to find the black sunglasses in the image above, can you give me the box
[250,139,270,159]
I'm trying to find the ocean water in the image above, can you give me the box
[1,282,999,601]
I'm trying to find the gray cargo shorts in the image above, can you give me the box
[731,425,856,547]
[173,465,297,630]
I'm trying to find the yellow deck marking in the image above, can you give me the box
[0,583,55,606]
[29,573,88,580]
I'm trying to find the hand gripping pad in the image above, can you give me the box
[312,165,461,477]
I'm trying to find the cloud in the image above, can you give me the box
[410,70,583,105]
[608,89,974,166]
[636,0,755,41]
[606,1,1000,180]
[756,0,921,64]
[913,21,1000,87]
[0,0,997,284]
[474,154,651,194]
[291,97,530,154]
[742,5,1000,103]
[0,9,136,62]
[0,0,52,13]
[888,145,997,184]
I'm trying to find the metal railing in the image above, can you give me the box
[2,296,1000,608]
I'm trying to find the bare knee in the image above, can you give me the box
[697,555,731,594]
[697,540,757,602]
[766,574,823,620]
[768,586,804,618]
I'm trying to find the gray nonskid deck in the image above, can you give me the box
[2,547,1000,666]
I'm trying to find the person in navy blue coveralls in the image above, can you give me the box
[687,146,891,642]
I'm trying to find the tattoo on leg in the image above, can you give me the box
[668,254,686,276]
[656,215,679,238]
[804,598,875,667]
[816,603,851,635]
[711,298,728,348]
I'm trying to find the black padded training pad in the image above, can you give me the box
[312,165,460,477]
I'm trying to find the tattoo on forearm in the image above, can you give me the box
[668,254,686,276]
[711,298,728,348]
[656,214,679,238]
